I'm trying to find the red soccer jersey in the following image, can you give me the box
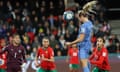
[89,47,111,70]
[68,48,79,64]
[0,46,7,69]
[37,46,56,70]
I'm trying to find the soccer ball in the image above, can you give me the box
[63,11,74,21]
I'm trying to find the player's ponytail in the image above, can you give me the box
[78,1,97,17]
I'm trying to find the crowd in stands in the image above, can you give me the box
[0,0,119,59]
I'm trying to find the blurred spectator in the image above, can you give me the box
[23,16,33,32]
[27,31,35,44]
[18,25,25,36]
[93,19,102,34]
[0,38,6,47]
[102,21,111,35]
[38,7,46,18]
[44,21,51,36]
[23,1,30,11]
[10,24,17,35]
[49,1,55,15]
[30,47,37,59]
[95,27,106,38]
[32,16,38,31]
[8,36,13,44]
[62,45,68,56]
[91,34,97,47]
[64,0,76,10]
[32,36,40,48]
[71,27,78,40]
[57,51,62,56]
[107,34,119,53]
[116,43,120,53]
[98,11,106,23]
[48,14,56,29]
[57,15,64,27]
[14,1,22,16]
[67,20,75,35]
[31,10,37,21]
[90,14,96,23]
[37,26,45,44]
[50,34,59,49]
[22,33,32,58]
[54,44,62,56]
[103,35,110,47]
[6,1,13,13]
[58,35,66,50]
[41,15,46,24]
[64,29,71,42]
[41,0,46,8]
[73,13,79,27]
[13,15,23,29]
[51,27,58,37]
[0,1,4,19]
[58,22,66,36]
[58,0,65,15]
[0,24,7,38]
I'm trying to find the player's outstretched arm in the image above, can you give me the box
[65,33,85,46]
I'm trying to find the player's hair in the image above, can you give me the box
[97,37,105,43]
[78,1,97,17]
[42,37,50,41]
[12,33,20,38]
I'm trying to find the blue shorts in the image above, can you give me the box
[78,47,90,59]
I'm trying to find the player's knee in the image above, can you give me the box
[80,59,88,67]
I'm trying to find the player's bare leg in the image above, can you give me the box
[80,59,89,72]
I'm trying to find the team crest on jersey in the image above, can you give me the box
[73,52,77,56]
[18,50,22,53]
[80,28,85,33]
[102,52,106,57]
